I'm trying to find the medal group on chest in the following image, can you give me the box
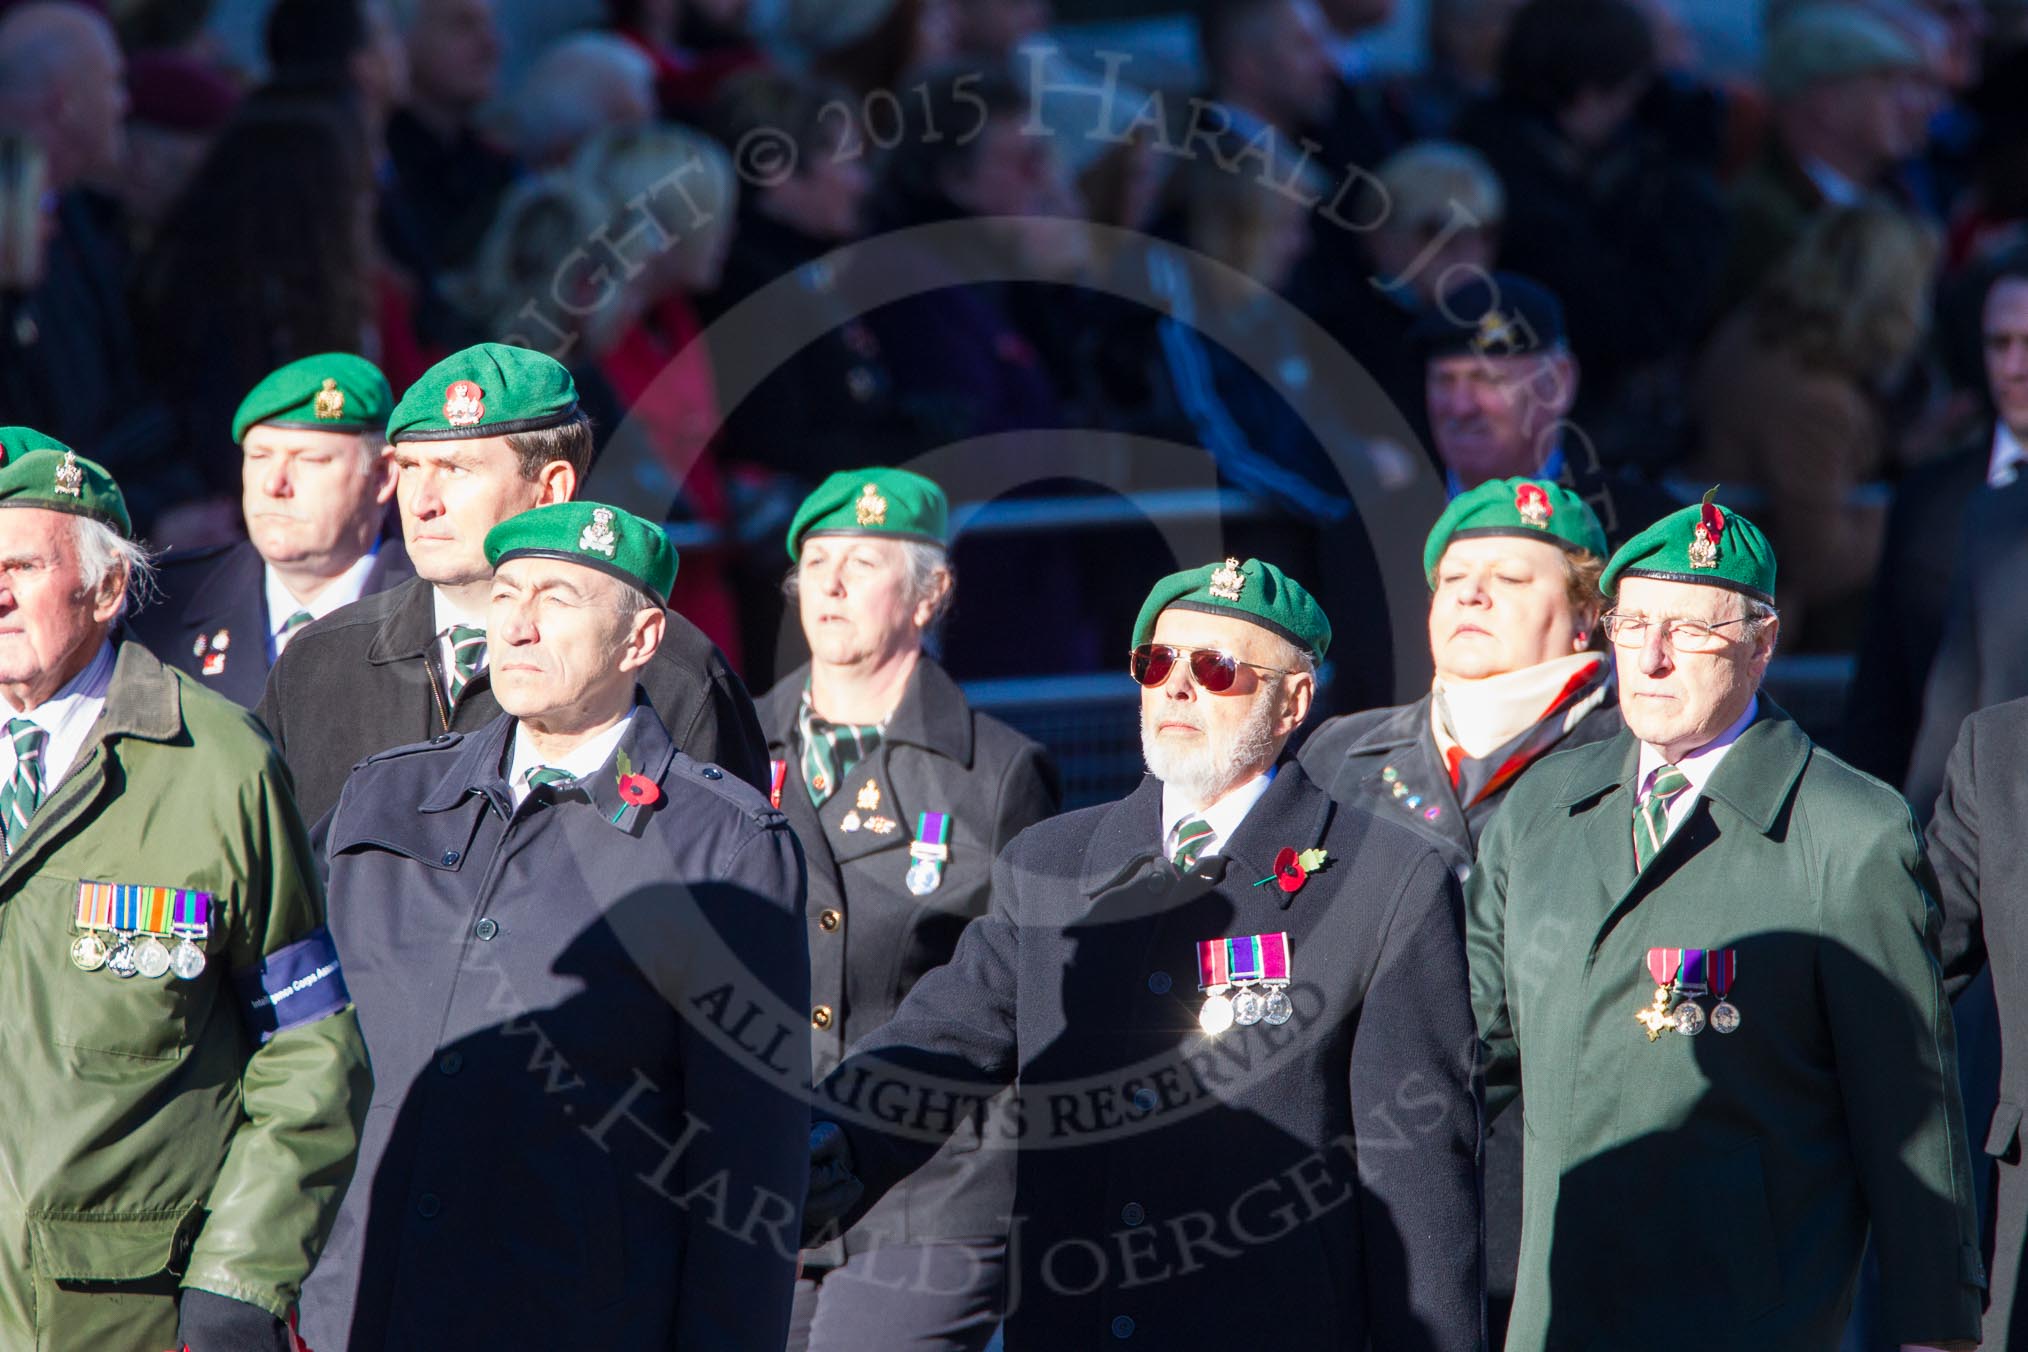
[1635,946,1741,1041]
[70,881,210,981]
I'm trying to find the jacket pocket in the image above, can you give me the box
[1986,1099,2022,1162]
[29,1202,202,1281]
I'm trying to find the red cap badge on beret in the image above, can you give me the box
[1689,486,1725,570]
[443,381,485,428]
[1515,482,1552,529]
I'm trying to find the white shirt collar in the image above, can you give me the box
[1161,766,1277,861]
[507,711,636,807]
[0,639,117,796]
[1991,423,2027,487]
[1637,695,1758,803]
[264,549,380,649]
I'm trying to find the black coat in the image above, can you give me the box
[1298,688,1625,880]
[299,704,809,1350]
[1904,458,2027,819]
[128,538,414,708]
[819,766,1481,1351]
[255,575,768,824]
[1927,695,2028,1348]
[759,660,1059,1263]
[1843,436,1987,786]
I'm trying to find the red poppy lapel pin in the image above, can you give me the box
[611,749,661,824]
[1255,847,1330,894]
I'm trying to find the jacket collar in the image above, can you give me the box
[97,639,188,745]
[1336,696,1430,758]
[1078,760,1332,909]
[760,658,974,766]
[1550,698,1808,837]
[365,576,442,665]
[417,697,677,834]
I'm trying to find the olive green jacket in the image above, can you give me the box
[0,642,370,1351]
[1468,702,1984,1351]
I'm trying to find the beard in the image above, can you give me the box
[1141,685,1286,805]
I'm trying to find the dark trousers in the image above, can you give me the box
[787,1239,1006,1352]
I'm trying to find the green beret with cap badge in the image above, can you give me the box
[1601,487,1777,606]
[484,501,678,605]
[388,342,580,444]
[232,352,393,444]
[1424,477,1608,586]
[786,467,949,560]
[0,440,132,538]
[1132,557,1332,658]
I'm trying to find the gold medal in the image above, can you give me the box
[1635,985,1675,1042]
[70,931,108,971]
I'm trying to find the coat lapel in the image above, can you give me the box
[820,741,911,864]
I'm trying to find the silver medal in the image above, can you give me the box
[106,936,138,979]
[135,935,171,980]
[169,937,207,981]
[70,931,108,972]
[1673,1000,1707,1036]
[1232,987,1265,1026]
[905,858,942,896]
[1199,992,1234,1035]
[1710,1000,1741,1034]
[1263,988,1293,1026]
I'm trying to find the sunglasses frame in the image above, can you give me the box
[1129,643,1296,693]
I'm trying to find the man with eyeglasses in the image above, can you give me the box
[1467,492,1985,1352]
[799,557,1481,1350]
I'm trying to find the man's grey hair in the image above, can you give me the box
[73,516,156,622]
[611,578,659,617]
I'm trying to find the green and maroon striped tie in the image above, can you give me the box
[446,625,487,704]
[1169,817,1215,871]
[0,718,49,850]
[1634,764,1691,871]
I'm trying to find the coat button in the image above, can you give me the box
[439,1052,463,1076]
[818,909,841,932]
[1146,971,1171,995]
[474,917,499,941]
[432,734,454,745]
[701,766,723,780]
[416,1194,441,1219]
[441,850,460,866]
[811,1004,833,1030]
[1120,1202,1145,1227]
[1111,1315,1135,1339]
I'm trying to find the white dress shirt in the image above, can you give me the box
[1635,696,1759,844]
[0,639,116,796]
[507,712,636,807]
[1160,766,1277,862]
[265,549,381,658]
[1990,422,2027,488]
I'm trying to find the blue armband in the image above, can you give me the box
[232,926,351,1042]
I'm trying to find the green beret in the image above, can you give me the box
[0,445,131,538]
[785,468,949,561]
[484,501,678,605]
[388,343,580,443]
[1132,557,1332,658]
[0,426,76,463]
[1424,477,1607,586]
[231,352,393,444]
[1601,488,1776,606]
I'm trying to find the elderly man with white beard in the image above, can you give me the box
[800,557,1482,1351]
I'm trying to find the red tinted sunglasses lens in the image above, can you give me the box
[1130,645,1176,686]
[1188,650,1240,692]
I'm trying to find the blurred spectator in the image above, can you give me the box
[511,30,656,167]
[1711,2,1930,323]
[950,0,1050,61]
[264,0,408,140]
[114,0,219,55]
[787,0,956,99]
[863,61,1063,447]
[570,121,746,663]
[121,50,239,246]
[606,0,765,123]
[0,133,50,293]
[1845,251,2028,785]
[384,0,519,273]
[132,98,390,534]
[1201,0,1337,142]
[1312,0,1417,169]
[1415,272,1680,547]
[1693,204,1938,649]
[1316,140,1504,452]
[0,1,145,463]
[1408,0,1525,137]
[1457,0,1724,472]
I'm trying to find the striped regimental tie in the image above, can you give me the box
[276,608,314,654]
[1169,816,1216,871]
[1633,763,1691,871]
[523,765,578,798]
[446,625,488,704]
[0,718,49,851]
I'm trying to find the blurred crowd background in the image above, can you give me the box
[2,0,2022,805]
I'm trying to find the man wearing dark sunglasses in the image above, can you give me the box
[1467,493,1984,1352]
[802,556,1481,1351]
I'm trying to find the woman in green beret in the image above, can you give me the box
[1297,474,1621,1344]
[755,468,1060,1352]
